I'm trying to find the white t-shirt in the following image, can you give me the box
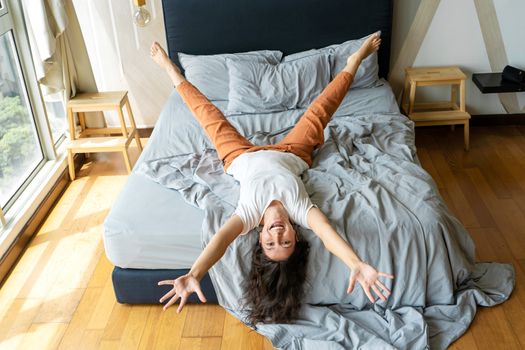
[226,150,315,235]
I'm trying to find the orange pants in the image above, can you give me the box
[176,71,354,171]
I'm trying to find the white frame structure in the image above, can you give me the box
[0,0,55,211]
[0,208,6,227]
[0,0,67,260]
[0,0,6,17]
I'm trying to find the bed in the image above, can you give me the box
[103,0,515,348]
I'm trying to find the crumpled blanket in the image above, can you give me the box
[137,113,514,349]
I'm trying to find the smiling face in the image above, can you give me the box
[259,201,297,261]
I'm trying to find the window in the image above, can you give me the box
[44,93,67,145]
[0,0,73,267]
[0,31,45,210]
[0,0,63,231]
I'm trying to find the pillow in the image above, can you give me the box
[226,53,331,114]
[178,50,283,101]
[319,32,380,88]
[283,49,320,62]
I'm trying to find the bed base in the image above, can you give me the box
[112,267,218,304]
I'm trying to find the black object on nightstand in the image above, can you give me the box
[472,72,525,93]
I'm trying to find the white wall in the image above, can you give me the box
[72,0,524,127]
[494,0,525,110]
[391,0,422,67]
[390,0,525,115]
[72,0,172,127]
[413,0,505,114]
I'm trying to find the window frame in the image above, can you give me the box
[0,208,6,227]
[0,0,65,256]
[4,0,56,159]
[0,0,59,210]
[44,95,68,147]
[0,0,6,17]
[0,28,47,212]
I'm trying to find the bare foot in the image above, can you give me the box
[150,42,171,69]
[150,41,186,86]
[343,32,381,75]
[353,31,381,62]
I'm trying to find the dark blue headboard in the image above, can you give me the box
[161,0,392,78]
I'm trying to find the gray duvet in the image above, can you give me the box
[137,80,514,349]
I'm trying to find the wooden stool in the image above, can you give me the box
[401,66,471,150]
[66,91,143,180]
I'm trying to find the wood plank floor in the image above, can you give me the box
[0,126,524,349]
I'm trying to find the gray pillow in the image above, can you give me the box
[178,50,283,101]
[226,53,331,114]
[283,49,320,62]
[319,32,380,88]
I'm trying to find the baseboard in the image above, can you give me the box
[471,113,525,126]
[0,154,85,285]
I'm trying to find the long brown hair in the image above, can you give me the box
[242,234,310,325]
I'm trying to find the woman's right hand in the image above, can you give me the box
[158,273,207,312]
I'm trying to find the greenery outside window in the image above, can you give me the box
[0,15,46,213]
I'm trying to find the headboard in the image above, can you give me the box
[161,0,393,79]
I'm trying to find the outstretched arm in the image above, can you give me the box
[158,215,244,312]
[306,207,394,303]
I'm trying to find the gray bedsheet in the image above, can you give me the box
[103,173,205,269]
[136,80,514,349]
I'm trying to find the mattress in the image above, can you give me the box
[103,78,400,270]
[103,173,204,269]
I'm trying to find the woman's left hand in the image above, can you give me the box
[347,262,394,303]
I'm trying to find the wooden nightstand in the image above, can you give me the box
[401,66,471,150]
[66,91,143,180]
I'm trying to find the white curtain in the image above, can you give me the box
[23,0,78,101]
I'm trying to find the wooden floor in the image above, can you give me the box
[0,126,524,349]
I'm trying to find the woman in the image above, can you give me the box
[151,32,394,323]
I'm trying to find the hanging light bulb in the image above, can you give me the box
[133,0,151,27]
